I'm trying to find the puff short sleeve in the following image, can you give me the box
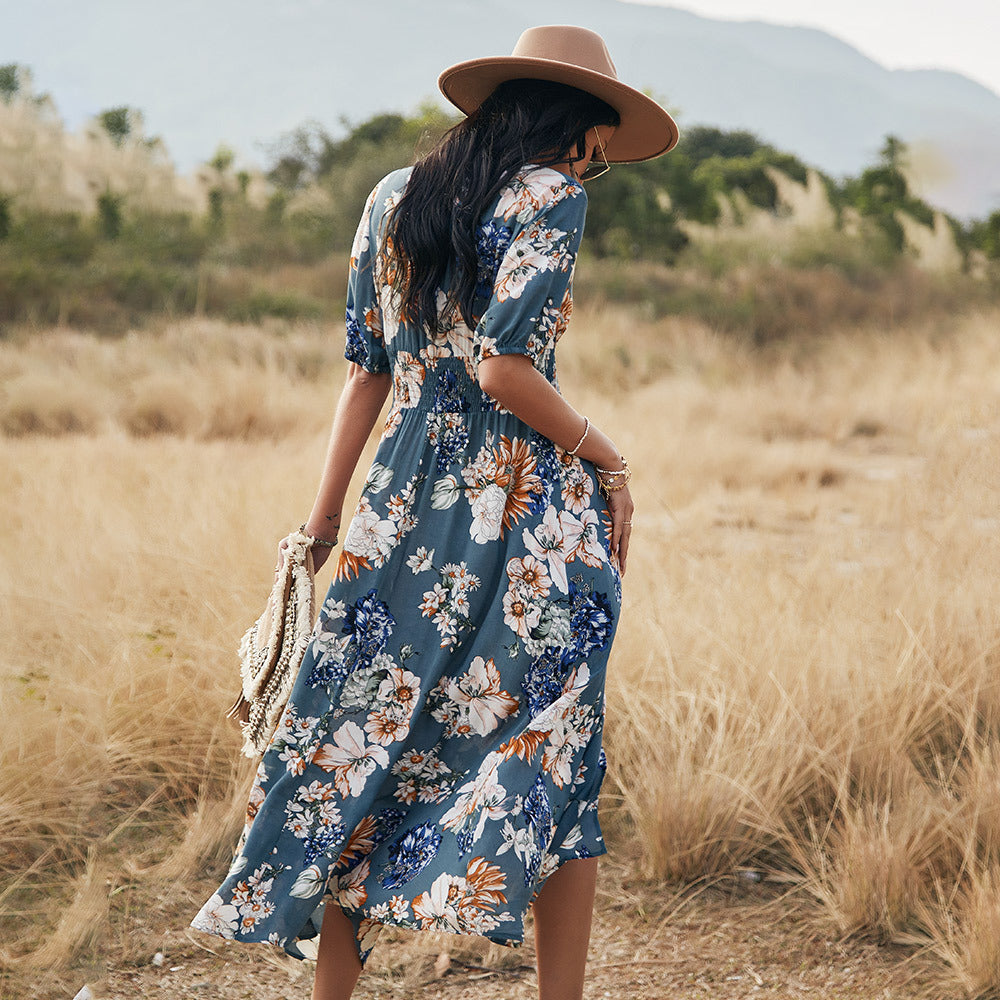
[475,175,588,371]
[344,180,390,375]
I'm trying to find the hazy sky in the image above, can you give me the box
[632,0,1000,95]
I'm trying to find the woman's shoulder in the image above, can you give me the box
[367,166,414,212]
[491,164,587,227]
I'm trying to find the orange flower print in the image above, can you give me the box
[465,856,508,908]
[331,857,370,909]
[498,727,550,763]
[412,856,513,935]
[334,815,378,870]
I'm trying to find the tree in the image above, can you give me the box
[0,64,20,103]
[209,144,235,175]
[879,134,907,173]
[98,106,144,146]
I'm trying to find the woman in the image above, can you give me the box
[191,24,678,1000]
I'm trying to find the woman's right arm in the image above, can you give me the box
[475,177,633,573]
[478,353,634,575]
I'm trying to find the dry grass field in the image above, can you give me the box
[2,302,1000,999]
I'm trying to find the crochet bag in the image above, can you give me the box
[225,529,318,758]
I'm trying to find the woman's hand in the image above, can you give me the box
[274,535,335,578]
[603,483,634,576]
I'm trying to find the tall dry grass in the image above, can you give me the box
[2,305,1000,996]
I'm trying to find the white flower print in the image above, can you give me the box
[440,755,509,843]
[349,183,380,266]
[321,597,347,620]
[192,893,240,936]
[522,504,570,594]
[502,587,542,638]
[364,462,394,494]
[342,497,397,567]
[430,475,462,510]
[560,462,594,515]
[429,656,519,738]
[497,818,536,864]
[541,706,595,789]
[314,720,390,797]
[289,864,327,899]
[412,857,514,935]
[561,508,606,568]
[332,857,370,909]
[393,351,425,409]
[494,167,574,223]
[469,483,507,543]
[506,554,551,598]
[407,546,435,573]
[364,666,421,745]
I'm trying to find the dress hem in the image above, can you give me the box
[189,844,609,969]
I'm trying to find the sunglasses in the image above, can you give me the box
[579,129,611,182]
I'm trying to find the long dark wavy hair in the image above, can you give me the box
[381,78,620,333]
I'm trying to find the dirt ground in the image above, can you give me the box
[13,860,945,1000]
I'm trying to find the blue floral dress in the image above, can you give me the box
[191,163,622,966]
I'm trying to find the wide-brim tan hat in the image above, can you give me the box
[438,24,679,163]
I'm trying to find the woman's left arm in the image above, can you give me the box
[280,363,391,575]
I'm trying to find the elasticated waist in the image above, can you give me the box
[403,358,496,414]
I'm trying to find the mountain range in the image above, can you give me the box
[6,0,1000,218]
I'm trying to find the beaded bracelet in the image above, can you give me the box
[567,416,590,457]
[299,523,338,548]
[596,456,629,477]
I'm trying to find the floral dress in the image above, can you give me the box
[191,163,622,966]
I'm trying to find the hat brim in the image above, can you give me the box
[438,55,679,163]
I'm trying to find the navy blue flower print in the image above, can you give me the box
[427,369,471,472]
[527,431,559,515]
[379,820,443,890]
[522,648,567,717]
[345,305,366,367]
[475,220,513,300]
[302,821,347,866]
[564,582,614,667]
[523,775,553,845]
[432,367,471,414]
[343,589,396,670]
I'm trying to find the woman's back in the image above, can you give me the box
[345,163,589,421]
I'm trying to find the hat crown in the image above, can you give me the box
[509,25,619,82]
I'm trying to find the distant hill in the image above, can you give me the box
[5,0,1000,218]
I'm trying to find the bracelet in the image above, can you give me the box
[567,416,590,457]
[596,456,629,477]
[599,476,630,494]
[299,523,338,548]
[595,456,631,499]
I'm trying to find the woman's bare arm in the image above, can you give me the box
[478,353,634,574]
[279,362,392,574]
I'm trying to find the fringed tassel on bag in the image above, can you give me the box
[226,530,317,758]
